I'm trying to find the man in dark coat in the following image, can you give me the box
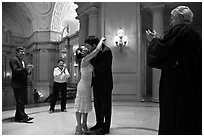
[9,47,34,123]
[146,6,202,135]
[85,36,113,135]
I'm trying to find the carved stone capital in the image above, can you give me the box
[150,4,165,13]
[76,14,88,21]
[85,6,99,16]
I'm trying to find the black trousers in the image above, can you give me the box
[13,88,28,120]
[50,82,67,111]
[93,86,112,131]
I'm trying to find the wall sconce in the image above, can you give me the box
[6,71,11,80]
[114,28,128,49]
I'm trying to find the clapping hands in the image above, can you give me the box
[146,30,157,42]
[26,64,34,72]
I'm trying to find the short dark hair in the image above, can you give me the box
[16,47,25,53]
[58,59,64,63]
[84,36,100,46]
[76,47,84,60]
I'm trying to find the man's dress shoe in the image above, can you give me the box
[96,129,110,135]
[90,124,102,131]
[15,117,34,123]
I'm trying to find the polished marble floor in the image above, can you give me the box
[2,102,159,135]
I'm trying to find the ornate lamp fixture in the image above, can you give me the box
[114,28,128,48]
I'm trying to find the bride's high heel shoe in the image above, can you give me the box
[82,123,91,134]
[75,125,83,135]
[82,123,88,132]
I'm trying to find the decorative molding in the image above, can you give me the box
[75,2,95,15]
[141,2,166,10]
[76,5,99,20]
[76,13,88,20]
[85,6,99,15]
[51,2,65,32]
[149,4,165,12]
[39,49,48,53]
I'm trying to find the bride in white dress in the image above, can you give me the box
[74,37,106,135]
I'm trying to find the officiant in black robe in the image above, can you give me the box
[146,6,201,135]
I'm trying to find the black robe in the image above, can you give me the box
[147,24,202,135]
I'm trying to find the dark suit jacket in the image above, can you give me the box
[9,56,31,89]
[91,44,113,90]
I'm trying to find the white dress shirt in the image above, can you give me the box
[53,67,70,83]
[22,61,25,68]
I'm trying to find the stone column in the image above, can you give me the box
[87,6,99,36]
[77,14,88,46]
[150,4,164,102]
[30,31,59,101]
[32,45,58,100]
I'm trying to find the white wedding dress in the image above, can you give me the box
[75,61,93,113]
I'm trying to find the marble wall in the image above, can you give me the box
[103,3,143,101]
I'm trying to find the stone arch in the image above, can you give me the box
[2,9,25,37]
[2,2,35,38]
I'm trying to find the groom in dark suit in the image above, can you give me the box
[84,36,113,135]
[9,47,34,123]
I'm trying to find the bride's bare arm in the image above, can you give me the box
[82,37,106,64]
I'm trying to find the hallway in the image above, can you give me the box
[2,102,159,135]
